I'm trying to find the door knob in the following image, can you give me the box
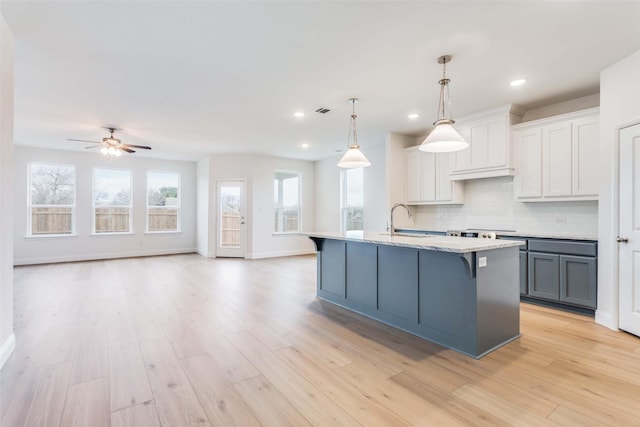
[617,236,629,243]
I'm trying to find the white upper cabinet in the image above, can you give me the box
[450,104,523,181]
[513,108,599,202]
[406,147,464,205]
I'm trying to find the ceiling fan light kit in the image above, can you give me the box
[67,127,152,158]
[420,55,469,153]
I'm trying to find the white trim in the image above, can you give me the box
[196,249,215,258]
[246,248,315,260]
[90,231,135,236]
[13,247,197,266]
[24,233,78,239]
[595,310,617,331]
[0,333,16,370]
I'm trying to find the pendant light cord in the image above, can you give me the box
[347,99,359,149]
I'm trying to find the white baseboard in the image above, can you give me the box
[13,248,197,266]
[246,249,315,260]
[196,249,215,258]
[0,333,15,370]
[595,310,618,331]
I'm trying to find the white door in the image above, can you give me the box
[216,180,247,258]
[619,122,640,336]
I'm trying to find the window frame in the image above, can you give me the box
[92,167,133,235]
[273,170,301,234]
[146,170,181,234]
[27,162,77,237]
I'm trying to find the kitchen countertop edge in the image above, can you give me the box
[304,231,524,254]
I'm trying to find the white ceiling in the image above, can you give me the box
[2,1,640,162]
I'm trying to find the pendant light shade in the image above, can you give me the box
[338,98,371,168]
[420,55,468,153]
[420,119,468,153]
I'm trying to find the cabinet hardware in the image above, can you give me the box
[616,236,629,243]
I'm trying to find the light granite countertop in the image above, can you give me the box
[396,228,598,241]
[305,231,525,254]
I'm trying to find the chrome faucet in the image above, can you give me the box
[390,203,411,236]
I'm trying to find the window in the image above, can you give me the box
[28,163,75,236]
[147,171,180,232]
[93,168,132,233]
[341,167,364,231]
[274,171,300,233]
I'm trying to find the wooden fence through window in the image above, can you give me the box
[95,207,130,233]
[221,212,240,246]
[31,207,73,234]
[148,208,178,231]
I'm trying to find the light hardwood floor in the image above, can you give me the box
[2,254,640,426]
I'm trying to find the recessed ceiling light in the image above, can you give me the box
[294,112,305,118]
[510,79,526,87]
[408,113,420,119]
[301,143,309,148]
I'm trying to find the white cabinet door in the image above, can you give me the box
[513,108,599,202]
[406,150,421,203]
[420,151,436,201]
[572,117,599,196]
[487,116,508,168]
[514,128,543,198]
[543,122,573,197]
[405,148,463,205]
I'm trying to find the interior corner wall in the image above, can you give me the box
[196,157,211,256]
[597,49,640,330]
[0,11,15,369]
[13,146,197,265]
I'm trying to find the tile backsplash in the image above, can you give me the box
[413,176,598,235]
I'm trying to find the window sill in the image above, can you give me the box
[24,233,78,239]
[144,231,182,235]
[90,232,135,237]
[272,232,301,236]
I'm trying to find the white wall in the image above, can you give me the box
[205,154,315,258]
[362,145,387,231]
[314,155,341,232]
[521,94,600,122]
[413,176,598,236]
[0,11,15,369]
[196,157,210,256]
[13,146,197,265]
[597,49,640,330]
[386,132,417,229]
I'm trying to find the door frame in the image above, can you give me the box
[215,179,247,258]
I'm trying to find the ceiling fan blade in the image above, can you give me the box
[84,144,102,149]
[122,144,152,150]
[68,138,101,144]
[119,147,135,153]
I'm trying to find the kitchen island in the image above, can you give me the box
[307,231,525,358]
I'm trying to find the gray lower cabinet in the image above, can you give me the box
[525,239,597,310]
[560,255,597,308]
[528,252,560,300]
[519,252,528,295]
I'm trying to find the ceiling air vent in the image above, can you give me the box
[315,107,331,114]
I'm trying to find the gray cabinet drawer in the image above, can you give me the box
[528,239,596,257]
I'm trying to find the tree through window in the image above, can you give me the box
[28,163,75,235]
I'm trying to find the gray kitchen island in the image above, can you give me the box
[307,231,525,358]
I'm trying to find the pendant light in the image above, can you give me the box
[420,55,469,153]
[337,98,371,168]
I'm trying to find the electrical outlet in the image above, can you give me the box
[478,257,487,268]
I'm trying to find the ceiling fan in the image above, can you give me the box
[67,127,151,156]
